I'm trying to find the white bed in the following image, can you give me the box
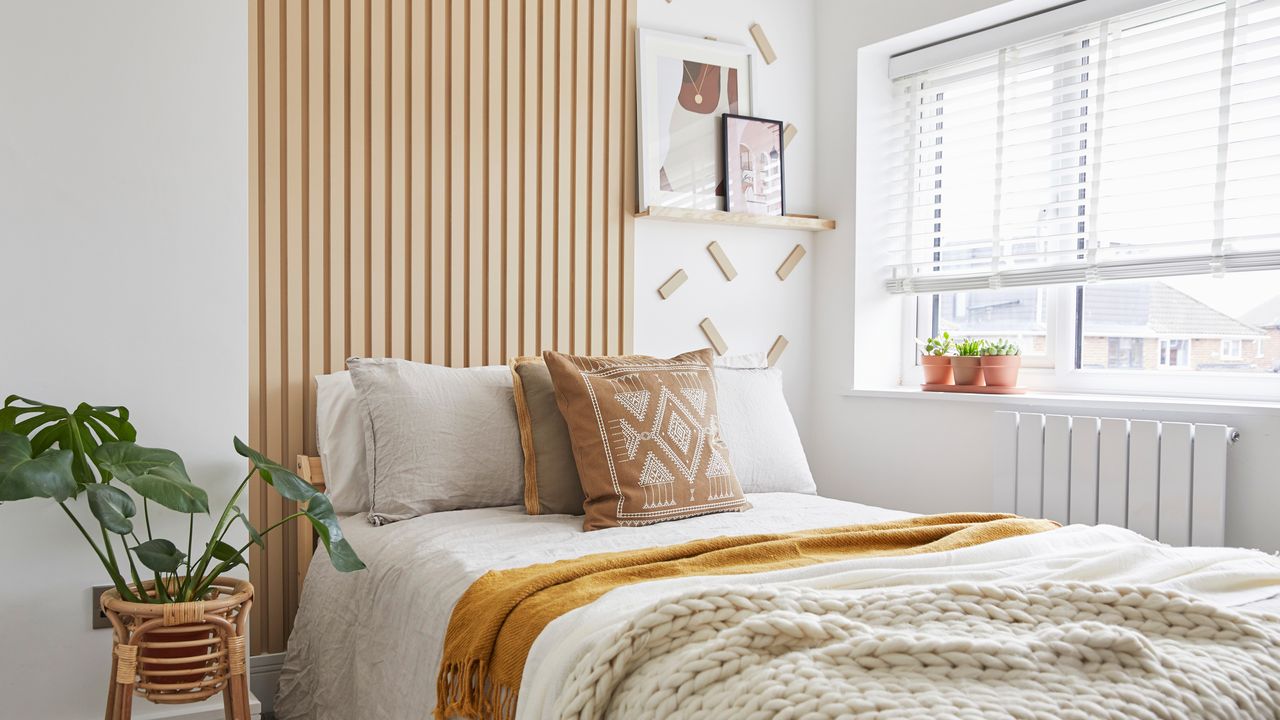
[274,492,1280,720]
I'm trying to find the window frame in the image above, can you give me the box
[857,0,1279,403]
[901,284,1279,400]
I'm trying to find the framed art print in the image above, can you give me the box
[722,113,784,216]
[637,29,754,211]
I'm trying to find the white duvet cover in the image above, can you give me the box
[274,493,1280,720]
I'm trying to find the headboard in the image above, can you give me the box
[248,0,638,655]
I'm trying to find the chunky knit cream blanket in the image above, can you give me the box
[556,582,1280,719]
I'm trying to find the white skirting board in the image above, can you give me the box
[249,651,284,717]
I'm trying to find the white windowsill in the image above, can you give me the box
[843,386,1280,416]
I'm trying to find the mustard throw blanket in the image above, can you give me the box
[435,513,1058,720]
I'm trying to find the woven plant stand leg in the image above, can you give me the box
[107,643,139,720]
[222,634,250,720]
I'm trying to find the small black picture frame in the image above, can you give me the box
[721,112,785,216]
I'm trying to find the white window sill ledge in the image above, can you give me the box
[843,386,1280,416]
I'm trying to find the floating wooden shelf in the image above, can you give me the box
[636,206,836,231]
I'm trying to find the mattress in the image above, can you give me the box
[274,493,1280,720]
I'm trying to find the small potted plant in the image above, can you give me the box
[0,396,364,716]
[981,338,1022,387]
[918,332,955,385]
[952,338,987,386]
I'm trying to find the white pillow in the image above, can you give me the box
[347,357,524,524]
[713,365,816,495]
[314,371,370,514]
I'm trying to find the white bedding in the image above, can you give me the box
[274,493,1280,720]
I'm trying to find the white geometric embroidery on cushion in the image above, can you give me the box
[666,413,693,454]
[637,452,677,508]
[680,388,707,417]
[652,388,705,481]
[673,372,708,416]
[705,448,735,499]
[611,418,644,462]
[615,390,651,422]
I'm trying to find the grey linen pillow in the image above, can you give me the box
[347,357,524,524]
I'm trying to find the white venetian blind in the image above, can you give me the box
[884,0,1280,294]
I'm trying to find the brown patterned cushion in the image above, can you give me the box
[543,348,750,531]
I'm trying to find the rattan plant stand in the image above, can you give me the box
[101,576,253,720]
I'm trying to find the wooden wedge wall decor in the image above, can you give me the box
[658,269,688,299]
[699,317,728,355]
[249,0,636,656]
[776,244,806,280]
[707,241,737,281]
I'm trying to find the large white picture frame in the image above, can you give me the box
[637,29,755,212]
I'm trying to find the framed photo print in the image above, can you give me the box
[722,113,784,216]
[637,29,754,211]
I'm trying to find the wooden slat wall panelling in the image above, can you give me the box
[249,0,635,655]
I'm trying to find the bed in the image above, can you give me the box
[274,492,1280,720]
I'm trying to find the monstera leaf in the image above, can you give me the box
[233,437,365,572]
[0,397,135,486]
[0,432,76,502]
[93,442,208,514]
[84,484,136,535]
[131,539,186,574]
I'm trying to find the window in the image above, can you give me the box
[888,0,1280,397]
[1105,337,1144,369]
[1159,339,1191,368]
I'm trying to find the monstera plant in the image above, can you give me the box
[0,395,363,604]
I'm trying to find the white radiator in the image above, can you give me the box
[993,412,1236,546]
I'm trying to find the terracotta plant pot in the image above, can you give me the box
[980,355,1022,387]
[951,356,985,386]
[920,355,954,385]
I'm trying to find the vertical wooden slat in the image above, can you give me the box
[467,0,485,365]
[1157,422,1193,546]
[992,411,1018,514]
[572,0,589,353]
[284,0,307,639]
[247,0,264,658]
[621,0,636,353]
[389,0,408,360]
[1127,419,1160,539]
[1097,418,1130,527]
[521,0,538,355]
[555,0,572,352]
[262,0,286,654]
[448,0,466,366]
[589,0,607,355]
[328,0,348,369]
[487,0,505,364]
[604,0,622,355]
[504,0,522,361]
[1015,412,1044,518]
[348,0,368,357]
[410,0,427,362]
[1191,424,1229,546]
[430,0,448,365]
[250,0,635,655]
[369,0,388,358]
[540,0,555,353]
[1068,415,1100,525]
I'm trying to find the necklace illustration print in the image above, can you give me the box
[683,61,710,105]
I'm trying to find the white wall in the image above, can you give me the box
[809,0,1280,553]
[0,3,248,718]
[633,0,817,439]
